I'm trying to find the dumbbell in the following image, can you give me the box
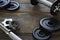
[39,17,60,32]
[0,0,20,11]
[0,19,22,40]
[31,0,60,16]
[32,27,52,40]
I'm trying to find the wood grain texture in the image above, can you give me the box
[0,0,60,40]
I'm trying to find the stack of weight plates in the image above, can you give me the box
[32,17,60,40]
[0,0,20,11]
[39,17,60,32]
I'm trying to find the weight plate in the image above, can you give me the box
[0,0,10,8]
[6,1,20,11]
[40,17,60,32]
[32,28,51,40]
[50,1,60,15]
[11,21,19,30]
[31,0,38,5]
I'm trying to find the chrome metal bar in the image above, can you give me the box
[38,0,53,7]
[0,23,22,40]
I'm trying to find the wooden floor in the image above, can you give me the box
[0,0,60,40]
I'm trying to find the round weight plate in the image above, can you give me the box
[11,21,19,30]
[50,1,60,15]
[0,0,10,8]
[40,17,60,32]
[31,0,38,5]
[32,28,51,40]
[6,1,20,11]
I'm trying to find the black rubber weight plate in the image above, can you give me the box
[11,21,19,30]
[32,28,51,40]
[40,17,60,32]
[50,1,60,16]
[31,0,38,5]
[0,0,10,8]
[6,1,20,11]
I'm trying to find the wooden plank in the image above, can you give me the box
[11,0,30,4]
[0,4,50,13]
[0,32,60,40]
[12,0,57,4]
[0,13,52,33]
[0,0,59,40]
[0,0,57,13]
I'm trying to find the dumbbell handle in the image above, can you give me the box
[0,23,22,40]
[38,0,53,7]
[8,32,22,40]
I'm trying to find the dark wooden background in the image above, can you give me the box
[0,0,60,40]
